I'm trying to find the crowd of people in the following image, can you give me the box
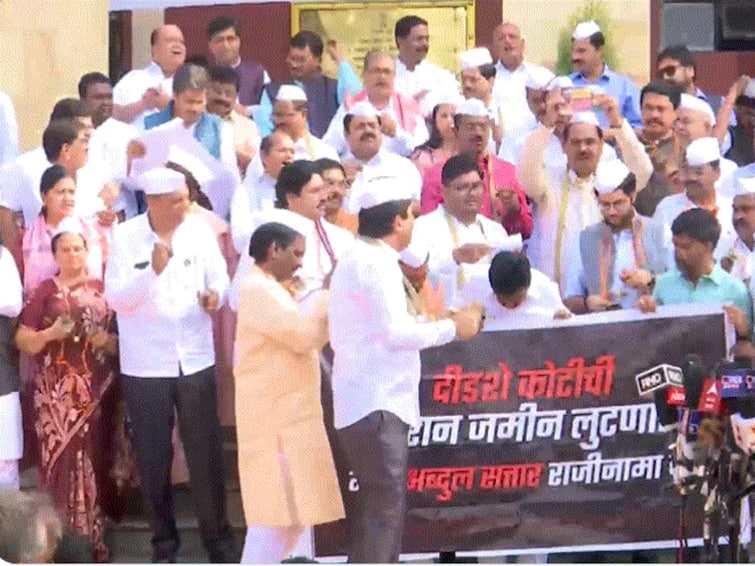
[0,10,754,564]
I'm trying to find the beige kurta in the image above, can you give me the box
[234,264,344,526]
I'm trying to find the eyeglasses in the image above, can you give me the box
[598,198,631,211]
[657,65,679,78]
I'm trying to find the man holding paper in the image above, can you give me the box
[412,153,523,309]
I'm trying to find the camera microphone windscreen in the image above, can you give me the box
[682,354,706,409]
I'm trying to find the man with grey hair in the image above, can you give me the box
[144,63,239,177]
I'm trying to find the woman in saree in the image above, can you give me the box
[15,224,120,562]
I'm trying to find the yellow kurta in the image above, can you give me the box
[234,265,344,526]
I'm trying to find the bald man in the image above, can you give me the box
[113,24,187,131]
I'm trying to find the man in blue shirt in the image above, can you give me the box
[569,20,642,128]
[637,208,753,346]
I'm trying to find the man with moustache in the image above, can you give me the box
[633,81,682,217]
[653,137,736,262]
[519,89,652,293]
[206,65,260,178]
[458,47,504,154]
[79,72,140,219]
[565,160,667,313]
[323,50,428,158]
[256,31,361,138]
[340,103,423,212]
[569,21,642,128]
[721,176,755,283]
[637,208,752,344]
[272,85,338,161]
[113,24,186,131]
[674,94,738,196]
[420,98,532,239]
[393,15,459,118]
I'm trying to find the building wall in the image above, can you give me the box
[0,0,109,151]
[501,0,651,85]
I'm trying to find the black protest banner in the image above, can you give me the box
[315,306,728,557]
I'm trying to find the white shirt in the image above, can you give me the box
[715,156,743,199]
[322,98,430,158]
[492,61,532,111]
[412,205,519,308]
[104,213,229,377]
[329,237,457,428]
[230,171,277,255]
[230,214,354,312]
[527,170,602,293]
[652,192,736,262]
[346,150,423,209]
[394,58,460,117]
[0,92,19,167]
[724,238,753,282]
[0,148,108,227]
[483,269,567,330]
[88,118,139,216]
[0,246,22,318]
[112,61,174,132]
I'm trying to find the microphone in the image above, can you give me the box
[681,355,706,410]
[634,363,684,429]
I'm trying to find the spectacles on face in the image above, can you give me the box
[658,65,679,78]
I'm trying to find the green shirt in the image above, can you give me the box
[653,264,753,329]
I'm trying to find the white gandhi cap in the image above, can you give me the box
[570,111,601,128]
[546,76,574,91]
[276,84,307,102]
[573,20,601,40]
[594,160,631,195]
[346,101,380,119]
[744,79,755,100]
[460,47,493,71]
[734,176,755,197]
[685,137,721,167]
[679,93,716,126]
[166,145,213,186]
[525,66,556,90]
[138,167,187,196]
[52,216,85,238]
[399,237,429,268]
[351,176,414,212]
[454,98,489,118]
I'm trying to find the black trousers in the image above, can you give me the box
[121,366,236,563]
[337,410,410,564]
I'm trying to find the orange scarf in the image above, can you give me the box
[597,216,647,300]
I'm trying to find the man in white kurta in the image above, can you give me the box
[79,72,140,218]
[229,161,354,311]
[112,25,186,132]
[392,15,460,118]
[675,94,738,197]
[483,251,570,330]
[653,137,736,262]
[230,131,295,255]
[104,168,236,563]
[340,103,423,212]
[244,85,338,179]
[329,177,483,563]
[723,176,755,283]
[322,51,429,158]
[518,89,653,294]
[411,153,522,309]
